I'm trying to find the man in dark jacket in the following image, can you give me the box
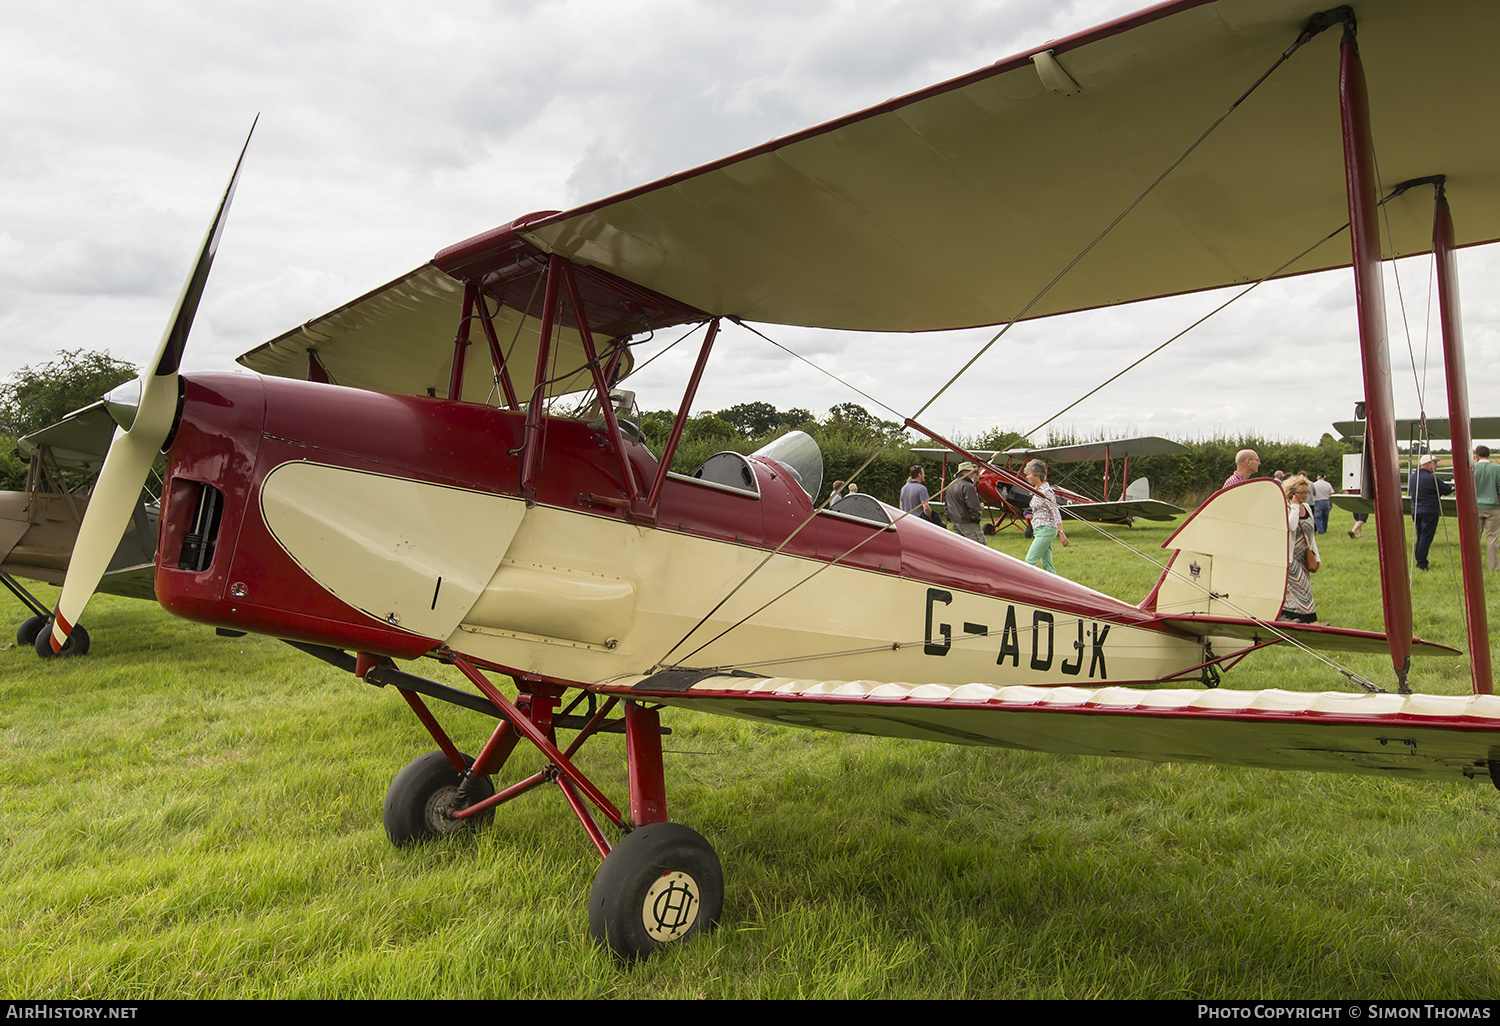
[1409,453,1453,571]
[949,461,985,544]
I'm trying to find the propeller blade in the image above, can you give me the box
[157,115,257,378]
[45,120,257,654]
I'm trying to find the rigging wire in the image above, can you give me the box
[650,17,1390,689]
[908,23,1326,425]
[666,470,980,666]
[1378,177,1475,655]
[627,322,702,377]
[657,202,1379,682]
[1016,222,1350,443]
[731,319,907,422]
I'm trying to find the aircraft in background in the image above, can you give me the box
[914,436,1187,530]
[26,0,1500,960]
[2,401,157,653]
[1331,416,1500,517]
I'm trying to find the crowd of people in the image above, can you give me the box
[856,441,1496,604]
[1218,444,1500,626]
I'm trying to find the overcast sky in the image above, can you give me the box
[3,0,1497,448]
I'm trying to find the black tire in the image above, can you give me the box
[382,750,495,847]
[16,614,47,648]
[588,822,723,961]
[34,621,89,658]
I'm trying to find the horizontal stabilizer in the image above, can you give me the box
[595,674,1498,783]
[1157,613,1459,656]
[1062,498,1184,522]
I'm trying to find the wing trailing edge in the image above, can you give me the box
[595,673,1499,783]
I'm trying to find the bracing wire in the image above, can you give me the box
[649,15,1389,689]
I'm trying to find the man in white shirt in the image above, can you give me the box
[1309,473,1335,534]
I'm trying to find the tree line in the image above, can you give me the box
[637,402,1358,509]
[0,351,1358,507]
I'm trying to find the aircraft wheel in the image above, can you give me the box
[34,622,89,658]
[588,821,723,961]
[16,614,47,648]
[382,750,495,847]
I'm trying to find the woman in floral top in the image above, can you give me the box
[1023,459,1068,574]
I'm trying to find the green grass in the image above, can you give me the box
[1,511,1497,998]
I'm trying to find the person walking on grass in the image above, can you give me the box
[1023,459,1068,574]
[1473,445,1500,571]
[1280,474,1320,623]
[1410,453,1452,572]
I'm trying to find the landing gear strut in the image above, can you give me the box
[344,645,721,959]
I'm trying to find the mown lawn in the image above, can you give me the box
[1,510,1496,998]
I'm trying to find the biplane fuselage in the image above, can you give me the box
[36,0,1500,961]
[157,372,1206,690]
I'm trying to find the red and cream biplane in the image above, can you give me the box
[36,0,1500,958]
[914,437,1188,530]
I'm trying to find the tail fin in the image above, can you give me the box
[1142,480,1287,621]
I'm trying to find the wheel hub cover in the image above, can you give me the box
[424,787,461,833]
[642,870,700,942]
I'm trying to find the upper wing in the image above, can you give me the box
[1334,417,1500,442]
[597,672,1498,784]
[479,0,1500,332]
[16,401,123,469]
[240,1,1500,391]
[1001,436,1189,463]
[238,254,704,401]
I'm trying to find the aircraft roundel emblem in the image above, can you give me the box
[643,870,700,941]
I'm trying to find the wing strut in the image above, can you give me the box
[1337,11,1413,690]
[1432,182,1494,694]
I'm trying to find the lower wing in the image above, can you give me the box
[596,673,1498,784]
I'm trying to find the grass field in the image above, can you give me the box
[1,509,1497,999]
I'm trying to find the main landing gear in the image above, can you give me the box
[33,620,89,658]
[5,573,88,658]
[588,821,723,960]
[383,751,496,845]
[330,646,723,960]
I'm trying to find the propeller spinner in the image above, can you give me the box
[41,123,256,656]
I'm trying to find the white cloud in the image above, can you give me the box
[1,0,1496,445]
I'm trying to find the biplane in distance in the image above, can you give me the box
[2,401,157,653]
[1332,415,1500,518]
[913,436,1188,529]
[29,0,1500,960]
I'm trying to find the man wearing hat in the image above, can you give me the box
[949,461,986,545]
[1409,453,1453,572]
